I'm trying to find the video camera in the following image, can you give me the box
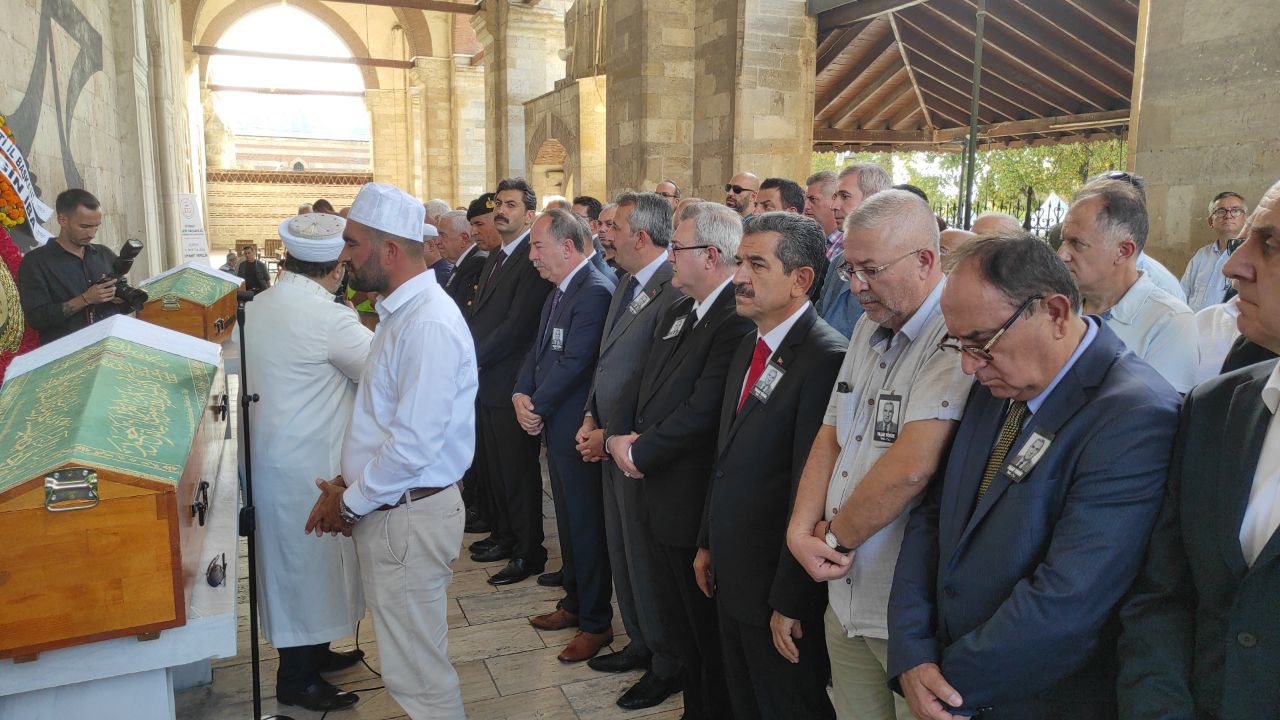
[108,239,150,312]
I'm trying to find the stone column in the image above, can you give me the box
[605,0,695,198]
[415,56,460,205]
[472,0,569,186]
[366,88,411,189]
[1130,0,1280,272]
[453,58,488,201]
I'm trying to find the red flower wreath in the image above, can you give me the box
[0,224,39,384]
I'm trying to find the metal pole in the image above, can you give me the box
[961,0,986,230]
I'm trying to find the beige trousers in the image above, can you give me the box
[824,606,915,720]
[354,484,465,719]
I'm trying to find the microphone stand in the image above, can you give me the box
[235,290,294,720]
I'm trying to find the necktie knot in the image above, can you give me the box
[976,400,1028,502]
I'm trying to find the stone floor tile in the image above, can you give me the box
[561,672,684,720]
[462,687,578,720]
[447,618,546,664]
[458,583,565,625]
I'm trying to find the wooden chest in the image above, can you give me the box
[136,262,243,344]
[0,316,226,661]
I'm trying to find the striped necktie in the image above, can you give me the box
[977,400,1028,501]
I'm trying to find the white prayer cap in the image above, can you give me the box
[348,182,426,243]
[422,223,440,239]
[278,212,346,261]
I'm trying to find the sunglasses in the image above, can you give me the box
[937,295,1043,362]
[724,184,756,194]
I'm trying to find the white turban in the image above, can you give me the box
[278,213,346,261]
[348,182,426,243]
[422,223,439,238]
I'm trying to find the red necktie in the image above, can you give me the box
[738,337,771,412]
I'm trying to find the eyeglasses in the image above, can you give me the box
[657,192,679,200]
[669,243,713,253]
[1212,207,1247,218]
[724,184,756,194]
[837,248,924,284]
[937,295,1043,362]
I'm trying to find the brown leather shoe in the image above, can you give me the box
[557,630,613,663]
[529,607,579,631]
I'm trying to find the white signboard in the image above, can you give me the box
[178,193,209,265]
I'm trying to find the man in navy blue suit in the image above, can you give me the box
[887,234,1181,720]
[512,208,616,664]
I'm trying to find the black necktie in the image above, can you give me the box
[611,276,640,331]
[487,251,507,285]
[544,289,564,345]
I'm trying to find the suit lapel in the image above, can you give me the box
[640,296,697,403]
[475,235,529,310]
[1219,376,1270,576]
[601,264,674,353]
[599,273,634,351]
[717,334,755,457]
[718,308,817,460]
[939,386,999,554]
[536,266,586,356]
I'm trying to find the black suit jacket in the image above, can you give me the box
[514,265,614,456]
[445,244,488,313]
[701,306,845,626]
[611,288,755,546]
[468,234,554,406]
[1119,359,1280,720]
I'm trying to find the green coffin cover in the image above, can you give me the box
[140,267,239,307]
[0,336,216,495]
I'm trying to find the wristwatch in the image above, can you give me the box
[825,531,853,554]
[339,498,363,526]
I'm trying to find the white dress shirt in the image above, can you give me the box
[1180,241,1232,312]
[1137,253,1187,302]
[1241,361,1280,565]
[558,257,591,293]
[738,301,811,401]
[1103,271,1199,393]
[631,251,670,290]
[342,270,479,515]
[693,276,734,323]
[1194,299,1241,384]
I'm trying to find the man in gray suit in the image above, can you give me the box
[574,191,686,709]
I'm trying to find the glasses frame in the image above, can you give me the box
[937,295,1043,362]
[1211,207,1247,219]
[837,248,925,284]
[724,184,756,195]
[669,243,713,254]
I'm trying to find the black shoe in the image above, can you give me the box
[488,558,545,586]
[536,570,563,587]
[318,648,365,674]
[465,509,491,534]
[277,680,359,712]
[588,649,650,673]
[616,670,681,710]
[470,543,513,563]
[468,536,500,553]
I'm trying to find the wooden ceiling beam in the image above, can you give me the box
[1060,0,1139,45]
[1006,0,1133,68]
[854,82,919,131]
[817,24,862,78]
[814,127,934,145]
[888,13,933,129]
[814,24,897,120]
[933,109,1129,141]
[816,0,930,34]
[195,45,414,69]
[911,73,1004,125]
[906,54,1030,122]
[887,104,924,131]
[318,0,480,13]
[208,84,366,97]
[829,64,908,129]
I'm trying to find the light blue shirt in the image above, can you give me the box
[1180,242,1232,312]
[818,249,864,340]
[1136,253,1186,302]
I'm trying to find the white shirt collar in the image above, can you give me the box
[458,243,478,263]
[277,270,336,301]
[557,257,591,293]
[377,269,437,317]
[1027,316,1099,415]
[502,228,531,256]
[694,276,734,322]
[631,252,669,289]
[1262,361,1280,415]
[757,301,812,353]
[1106,271,1156,324]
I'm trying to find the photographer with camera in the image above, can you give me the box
[17,189,132,346]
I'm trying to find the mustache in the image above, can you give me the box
[734,283,754,298]
[494,213,509,223]
[856,292,880,304]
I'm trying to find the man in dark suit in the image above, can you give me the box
[466,178,555,585]
[570,192,684,707]
[513,209,616,662]
[571,195,617,291]
[694,211,844,719]
[438,209,488,314]
[887,235,1181,720]
[1118,180,1280,719]
[607,201,753,718]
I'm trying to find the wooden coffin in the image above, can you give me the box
[0,316,227,661]
[136,261,243,344]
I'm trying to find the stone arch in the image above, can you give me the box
[526,112,580,202]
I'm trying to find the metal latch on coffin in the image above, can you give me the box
[44,468,100,512]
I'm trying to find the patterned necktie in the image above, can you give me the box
[611,276,641,331]
[737,338,772,412]
[976,400,1028,501]
[544,289,563,345]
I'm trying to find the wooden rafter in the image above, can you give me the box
[194,45,413,69]
[932,109,1129,141]
[816,0,931,33]
[814,23,896,119]
[1059,0,1138,46]
[316,0,479,14]
[1005,0,1133,70]
[829,64,908,129]
[888,13,933,129]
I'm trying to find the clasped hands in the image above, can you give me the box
[513,393,543,436]
[787,518,855,582]
[304,475,352,537]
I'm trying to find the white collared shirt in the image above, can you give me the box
[823,279,971,638]
[1180,241,1232,312]
[631,252,669,290]
[558,257,591,293]
[341,270,479,515]
[738,301,811,401]
[1103,271,1199,393]
[1242,362,1280,565]
[1194,298,1241,384]
[502,229,531,257]
[693,276,734,323]
[1137,253,1187,302]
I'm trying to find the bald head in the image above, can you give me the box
[940,228,977,256]
[725,172,759,217]
[842,189,942,331]
[971,212,1024,236]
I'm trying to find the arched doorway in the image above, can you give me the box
[530,139,568,203]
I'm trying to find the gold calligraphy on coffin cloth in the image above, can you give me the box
[0,336,215,497]
[0,255,22,355]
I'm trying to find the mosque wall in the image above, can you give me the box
[1131,0,1280,272]
[1,0,196,278]
[204,170,367,254]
